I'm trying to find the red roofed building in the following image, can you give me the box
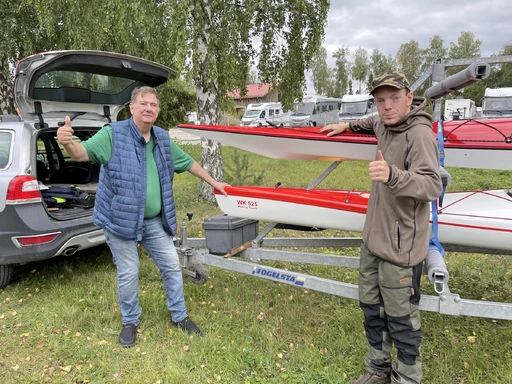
[228,83,279,115]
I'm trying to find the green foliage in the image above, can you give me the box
[449,31,483,61]
[332,46,351,97]
[367,49,395,90]
[421,35,448,73]
[156,79,197,128]
[224,149,265,186]
[310,46,331,96]
[396,40,424,83]
[486,44,512,89]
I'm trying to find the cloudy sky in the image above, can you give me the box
[307,0,512,92]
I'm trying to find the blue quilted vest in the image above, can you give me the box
[93,117,177,240]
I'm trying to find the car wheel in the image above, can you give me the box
[186,260,208,285]
[0,264,14,289]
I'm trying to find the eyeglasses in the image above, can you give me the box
[374,95,403,107]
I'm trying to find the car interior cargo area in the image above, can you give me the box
[36,129,99,217]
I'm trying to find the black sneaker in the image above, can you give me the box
[119,324,137,347]
[171,316,203,336]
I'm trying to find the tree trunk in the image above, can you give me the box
[0,57,15,115]
[193,0,224,203]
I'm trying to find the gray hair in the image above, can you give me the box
[130,86,159,105]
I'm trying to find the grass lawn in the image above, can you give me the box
[1,144,511,383]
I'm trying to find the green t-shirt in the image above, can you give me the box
[82,125,194,218]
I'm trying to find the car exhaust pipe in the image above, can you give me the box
[62,247,78,256]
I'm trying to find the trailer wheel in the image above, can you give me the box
[186,261,208,285]
[0,264,14,289]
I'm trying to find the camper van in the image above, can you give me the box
[444,99,476,121]
[240,103,291,127]
[481,87,512,118]
[290,95,342,127]
[339,94,376,122]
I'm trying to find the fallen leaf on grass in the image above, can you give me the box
[464,361,470,369]
[183,345,189,352]
[60,366,72,373]
[11,364,20,371]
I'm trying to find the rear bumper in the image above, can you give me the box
[0,203,105,265]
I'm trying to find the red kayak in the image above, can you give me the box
[214,186,512,252]
[178,118,512,170]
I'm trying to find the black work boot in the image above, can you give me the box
[351,370,391,384]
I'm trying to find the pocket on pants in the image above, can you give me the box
[379,262,414,318]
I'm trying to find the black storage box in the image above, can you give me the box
[202,214,259,255]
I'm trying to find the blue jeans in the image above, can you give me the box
[104,216,187,326]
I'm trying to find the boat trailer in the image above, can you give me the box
[176,215,512,322]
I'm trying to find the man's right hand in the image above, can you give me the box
[319,123,350,137]
[57,116,74,145]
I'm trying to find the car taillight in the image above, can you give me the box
[16,233,60,246]
[6,175,42,204]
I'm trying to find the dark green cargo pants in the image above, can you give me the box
[358,243,423,384]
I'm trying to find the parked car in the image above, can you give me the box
[0,50,170,289]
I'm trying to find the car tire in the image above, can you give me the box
[0,264,14,289]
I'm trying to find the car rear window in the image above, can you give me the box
[34,70,135,96]
[0,131,13,169]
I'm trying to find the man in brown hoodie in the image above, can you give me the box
[321,72,442,384]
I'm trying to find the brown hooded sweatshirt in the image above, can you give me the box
[349,97,443,266]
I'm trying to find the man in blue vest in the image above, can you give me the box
[57,86,229,347]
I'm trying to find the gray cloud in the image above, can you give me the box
[324,0,512,61]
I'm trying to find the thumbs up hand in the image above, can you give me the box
[57,116,75,146]
[369,150,390,183]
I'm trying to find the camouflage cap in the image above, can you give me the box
[370,71,410,95]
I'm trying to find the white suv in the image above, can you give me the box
[0,50,170,289]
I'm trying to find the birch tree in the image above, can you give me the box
[395,40,423,84]
[310,46,331,96]
[180,0,330,200]
[332,46,351,97]
[367,48,395,90]
[352,47,369,93]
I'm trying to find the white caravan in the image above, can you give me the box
[481,87,512,118]
[240,103,291,127]
[444,99,476,121]
[339,94,377,122]
[290,95,342,127]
